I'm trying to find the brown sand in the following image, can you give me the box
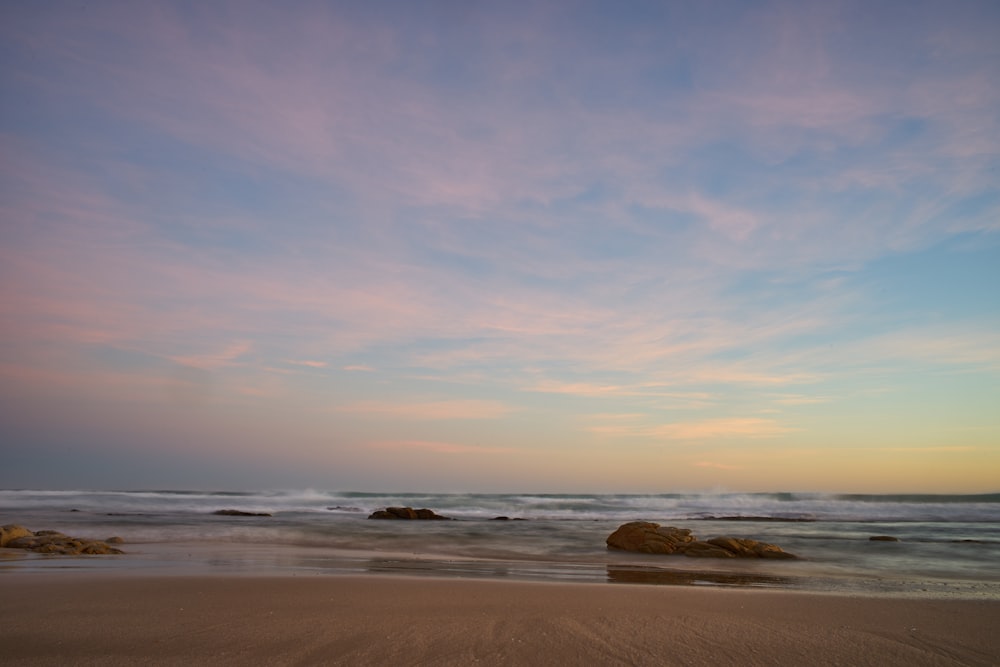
[2,573,998,666]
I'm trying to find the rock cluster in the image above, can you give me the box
[606,521,798,559]
[368,506,451,520]
[1,524,124,555]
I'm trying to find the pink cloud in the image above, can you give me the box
[587,418,795,441]
[654,418,796,440]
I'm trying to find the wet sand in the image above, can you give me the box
[2,573,998,665]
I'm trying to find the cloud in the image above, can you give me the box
[692,461,742,470]
[771,394,832,406]
[336,400,513,420]
[286,360,328,369]
[168,340,253,371]
[367,440,515,455]
[657,418,796,440]
[342,364,375,372]
[879,446,979,453]
[588,418,796,441]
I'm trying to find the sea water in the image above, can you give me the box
[2,489,998,598]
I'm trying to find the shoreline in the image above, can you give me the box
[3,571,999,665]
[5,538,999,601]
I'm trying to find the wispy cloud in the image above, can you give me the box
[336,400,513,421]
[771,393,832,406]
[368,440,516,455]
[526,381,663,398]
[879,446,979,453]
[693,461,742,470]
[587,417,796,441]
[284,359,325,369]
[168,341,253,371]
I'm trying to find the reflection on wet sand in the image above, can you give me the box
[366,558,515,580]
[362,557,797,589]
[607,566,795,588]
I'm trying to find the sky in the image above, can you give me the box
[1,1,998,493]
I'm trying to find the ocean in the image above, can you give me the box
[3,489,998,598]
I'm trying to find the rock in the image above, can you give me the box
[80,541,122,555]
[212,509,272,517]
[1,525,123,555]
[682,541,737,558]
[6,536,39,549]
[606,522,798,559]
[106,536,125,544]
[1,525,33,547]
[606,522,696,554]
[706,536,798,559]
[869,535,899,542]
[368,506,451,520]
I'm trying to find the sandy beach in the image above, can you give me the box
[3,573,998,666]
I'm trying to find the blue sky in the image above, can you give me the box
[1,1,998,492]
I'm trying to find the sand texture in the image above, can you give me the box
[2,574,998,666]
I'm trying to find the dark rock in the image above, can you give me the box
[212,509,272,517]
[368,506,451,520]
[869,535,900,542]
[606,522,798,559]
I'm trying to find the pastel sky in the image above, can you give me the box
[2,1,998,493]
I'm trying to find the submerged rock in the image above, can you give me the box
[0,524,124,555]
[212,509,272,517]
[368,506,452,520]
[606,521,798,559]
[869,535,900,542]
